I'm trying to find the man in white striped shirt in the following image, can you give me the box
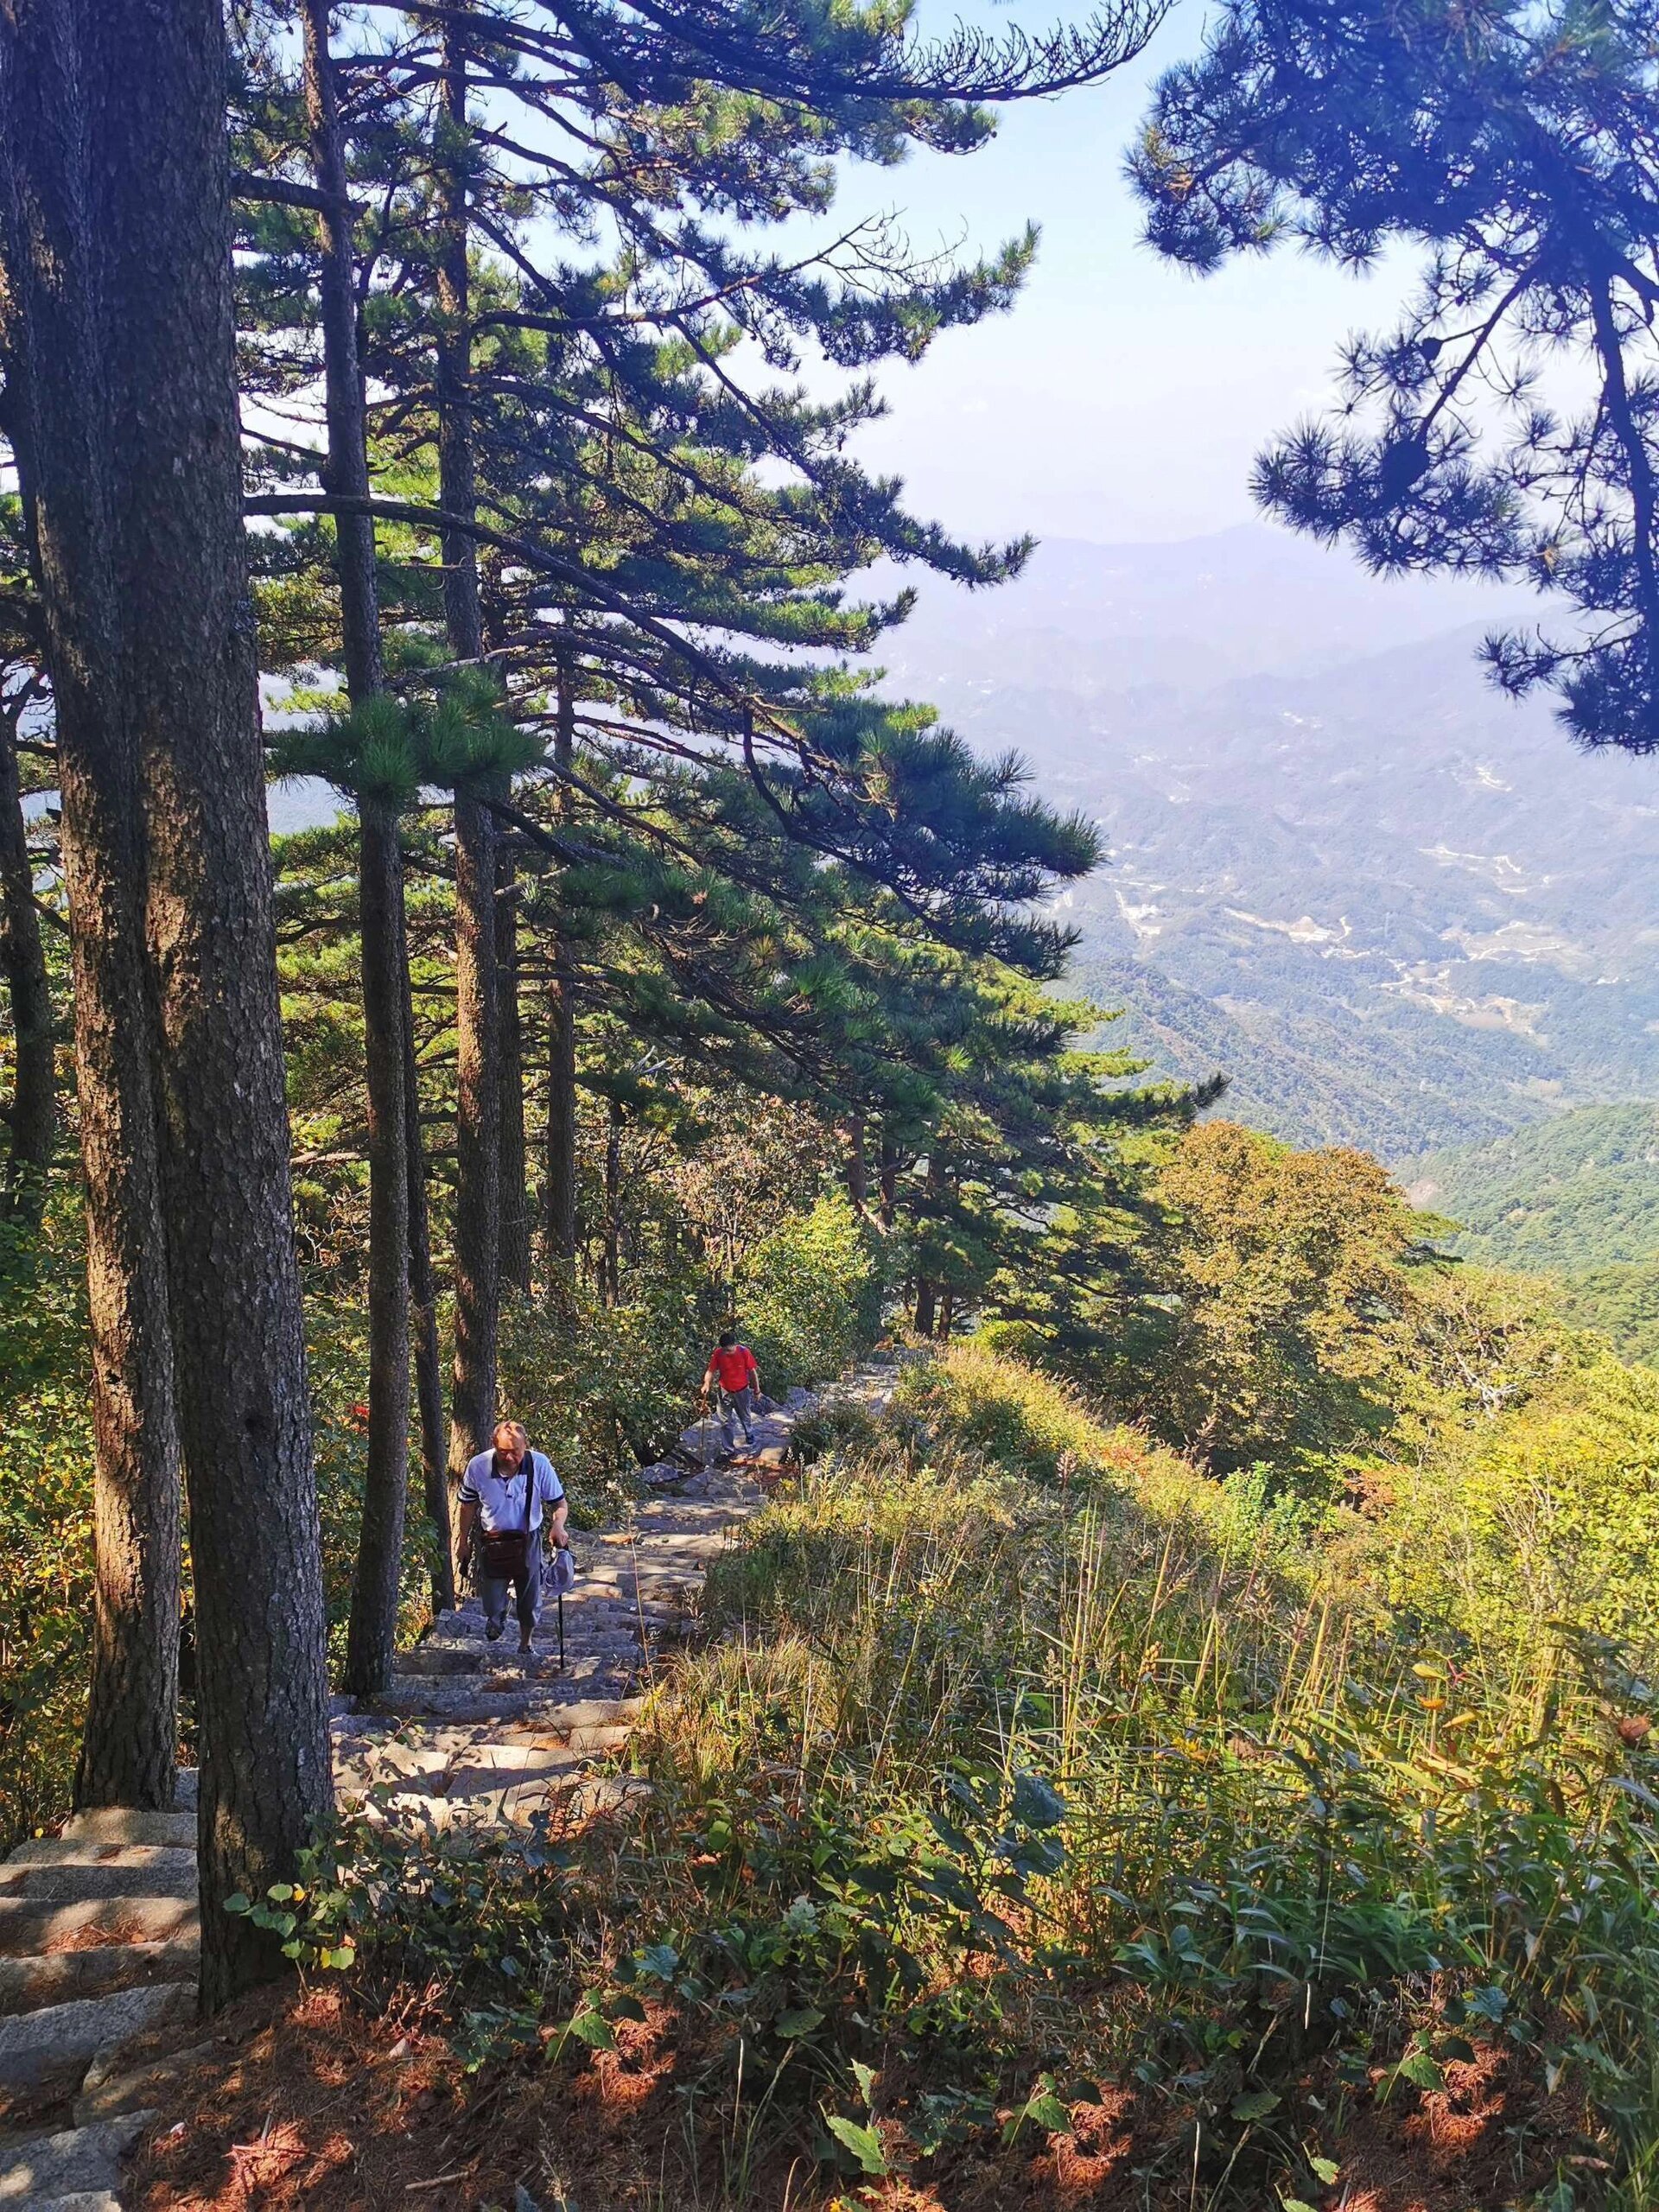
[455,1420,569,1651]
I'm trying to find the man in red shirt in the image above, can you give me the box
[701,1329,761,1454]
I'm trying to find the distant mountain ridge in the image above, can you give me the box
[880,527,1659,1156]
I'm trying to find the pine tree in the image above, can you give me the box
[4,0,335,2002]
[1131,0,1659,753]
[0,0,183,1819]
[228,0,1168,1388]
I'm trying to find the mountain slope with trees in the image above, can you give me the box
[4,0,1659,2202]
[1407,1101,1659,1364]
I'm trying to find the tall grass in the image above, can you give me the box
[275,1343,1659,2205]
[625,1346,1659,2202]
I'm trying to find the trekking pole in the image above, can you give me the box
[557,1589,565,1673]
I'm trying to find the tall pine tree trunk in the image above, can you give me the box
[448,785,500,1471]
[90,0,331,2006]
[437,24,501,1478]
[0,697,54,1227]
[912,1276,937,1338]
[1,0,181,1816]
[402,945,453,1609]
[497,836,530,1294]
[344,798,411,1690]
[878,1128,899,1230]
[544,970,577,1268]
[302,0,412,1697]
[843,1112,868,1213]
[435,20,483,671]
[601,1096,622,1307]
[543,658,577,1271]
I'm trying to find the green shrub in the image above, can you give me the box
[0,1197,104,1848]
[735,1192,882,1393]
[495,1268,715,1516]
[1380,1342,1659,1678]
[893,1337,1158,1484]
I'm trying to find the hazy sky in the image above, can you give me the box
[804,3,1417,548]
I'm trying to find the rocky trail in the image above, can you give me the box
[0,1361,899,2209]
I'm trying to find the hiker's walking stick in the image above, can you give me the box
[557,1589,565,1673]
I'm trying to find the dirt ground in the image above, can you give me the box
[124,1982,1594,2212]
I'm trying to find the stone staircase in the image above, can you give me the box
[0,1789,200,2209]
[0,1359,903,2207]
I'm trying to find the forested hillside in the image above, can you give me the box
[6,0,1659,2206]
[1406,1103,1659,1365]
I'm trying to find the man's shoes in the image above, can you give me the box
[518,1631,534,1654]
[485,1618,504,1642]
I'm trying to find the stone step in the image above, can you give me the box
[35,2194,124,2210]
[76,2036,213,2124]
[0,1981,194,2093]
[426,1606,632,1635]
[569,1775,654,1822]
[0,2111,153,2202]
[392,1647,481,1676]
[362,1681,636,1727]
[0,1852,196,1904]
[442,1744,584,1794]
[60,1808,195,1850]
[527,1697,644,1732]
[0,1938,198,2018]
[0,1897,198,1961]
[3,1840,193,1875]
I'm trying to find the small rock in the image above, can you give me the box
[637,1461,686,1489]
[75,2036,215,2123]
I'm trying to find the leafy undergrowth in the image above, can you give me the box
[137,1349,1659,2209]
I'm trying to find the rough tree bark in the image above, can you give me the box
[435,19,483,672]
[448,784,500,1472]
[302,0,412,1698]
[0,0,181,1815]
[402,942,453,1609]
[90,0,332,2005]
[543,969,577,1267]
[344,795,411,1693]
[878,1128,899,1230]
[543,658,577,1270]
[497,835,531,1294]
[601,1096,622,1306]
[0,694,53,1225]
[437,19,502,1478]
[843,1111,868,1214]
